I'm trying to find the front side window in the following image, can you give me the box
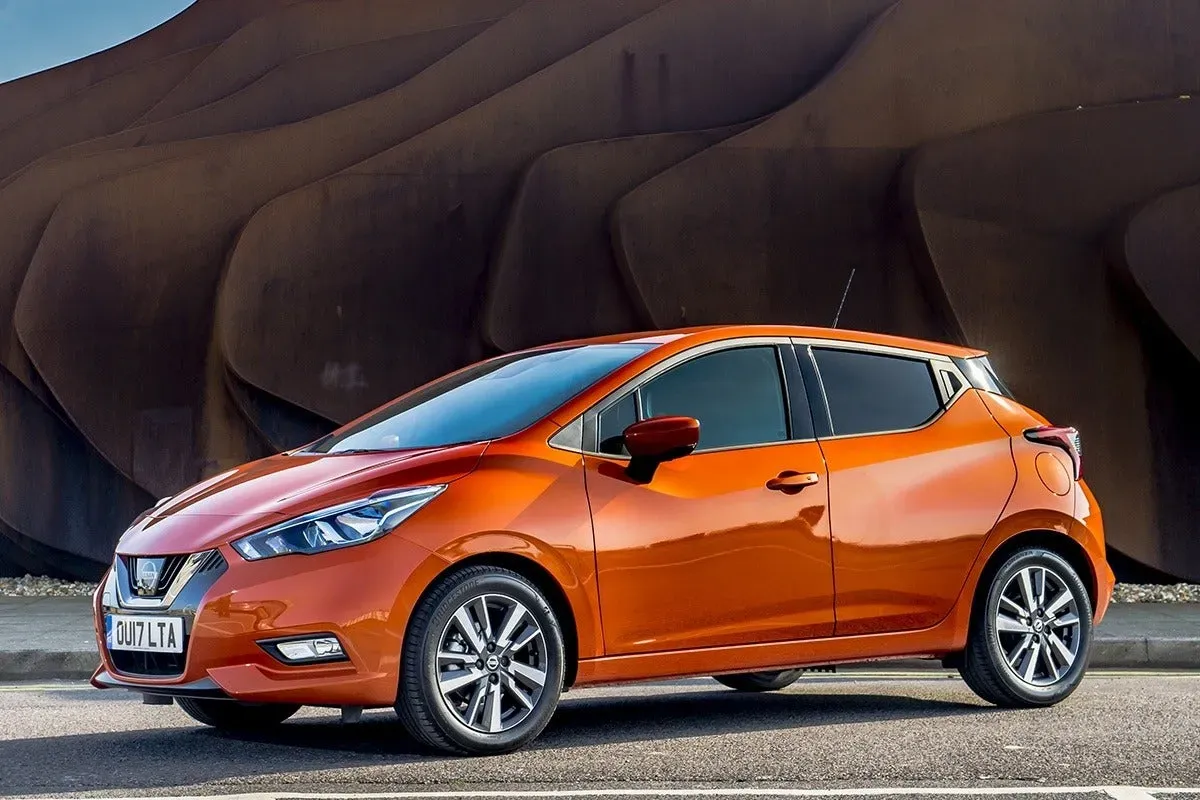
[813,348,942,437]
[597,393,637,456]
[307,344,652,454]
[636,346,789,451]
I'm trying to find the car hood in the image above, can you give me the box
[116,443,488,555]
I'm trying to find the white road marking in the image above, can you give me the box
[1105,789,1161,800]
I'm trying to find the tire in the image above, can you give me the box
[713,670,804,692]
[959,547,1093,708]
[396,565,566,755]
[176,697,300,730]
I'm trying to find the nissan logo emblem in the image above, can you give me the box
[135,559,162,595]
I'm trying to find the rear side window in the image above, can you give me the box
[813,348,942,436]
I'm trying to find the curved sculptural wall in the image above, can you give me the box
[0,0,1198,581]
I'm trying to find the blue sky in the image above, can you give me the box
[0,0,194,84]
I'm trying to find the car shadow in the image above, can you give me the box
[540,685,985,749]
[0,683,991,795]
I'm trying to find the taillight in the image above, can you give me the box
[1024,426,1082,480]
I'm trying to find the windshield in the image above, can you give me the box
[305,344,653,454]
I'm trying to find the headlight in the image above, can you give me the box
[232,485,445,561]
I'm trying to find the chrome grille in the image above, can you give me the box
[117,550,221,608]
[122,554,187,598]
[103,550,227,679]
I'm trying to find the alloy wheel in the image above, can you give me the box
[994,564,1082,687]
[435,592,549,734]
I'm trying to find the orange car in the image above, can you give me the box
[92,325,1113,754]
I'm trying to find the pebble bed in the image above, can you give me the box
[1,574,1199,602]
[1110,583,1200,603]
[0,575,98,597]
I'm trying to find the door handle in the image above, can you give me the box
[766,471,821,493]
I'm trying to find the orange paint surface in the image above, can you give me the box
[94,326,1108,706]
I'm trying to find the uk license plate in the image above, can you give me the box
[105,614,184,653]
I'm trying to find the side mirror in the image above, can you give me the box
[622,416,700,483]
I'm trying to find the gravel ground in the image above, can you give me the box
[1111,583,1200,603]
[0,575,97,597]
[3,574,1199,601]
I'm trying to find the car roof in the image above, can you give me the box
[540,325,986,359]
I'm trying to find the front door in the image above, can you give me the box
[584,343,835,656]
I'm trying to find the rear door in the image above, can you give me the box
[584,340,835,655]
[797,341,1016,636]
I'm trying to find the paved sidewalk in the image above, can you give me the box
[0,597,99,680]
[1090,602,1200,668]
[0,597,1197,681]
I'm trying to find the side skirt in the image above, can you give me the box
[573,610,969,686]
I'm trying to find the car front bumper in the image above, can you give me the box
[92,535,448,707]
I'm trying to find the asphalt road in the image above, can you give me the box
[0,672,1197,799]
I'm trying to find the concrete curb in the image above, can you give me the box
[0,650,98,682]
[0,640,1196,683]
[1093,637,1200,670]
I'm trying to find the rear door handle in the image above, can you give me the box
[766,471,821,493]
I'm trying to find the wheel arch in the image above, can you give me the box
[406,550,583,689]
[970,528,1098,620]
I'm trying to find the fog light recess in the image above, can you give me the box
[261,635,348,665]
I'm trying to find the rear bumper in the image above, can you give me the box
[1094,555,1116,625]
[93,536,448,707]
[1074,479,1115,625]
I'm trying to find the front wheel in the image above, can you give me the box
[176,697,300,730]
[959,548,1093,707]
[713,670,804,692]
[396,566,566,755]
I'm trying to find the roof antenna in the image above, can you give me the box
[831,268,857,328]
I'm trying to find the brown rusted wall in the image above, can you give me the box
[0,0,1197,581]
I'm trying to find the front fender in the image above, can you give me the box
[430,530,603,661]
[392,446,602,660]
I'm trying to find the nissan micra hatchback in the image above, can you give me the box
[93,326,1113,754]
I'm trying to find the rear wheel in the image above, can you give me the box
[396,566,566,755]
[176,697,300,730]
[959,548,1093,707]
[713,670,804,692]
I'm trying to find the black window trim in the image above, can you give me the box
[935,365,966,403]
[549,337,818,458]
[795,338,970,441]
[778,342,820,446]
